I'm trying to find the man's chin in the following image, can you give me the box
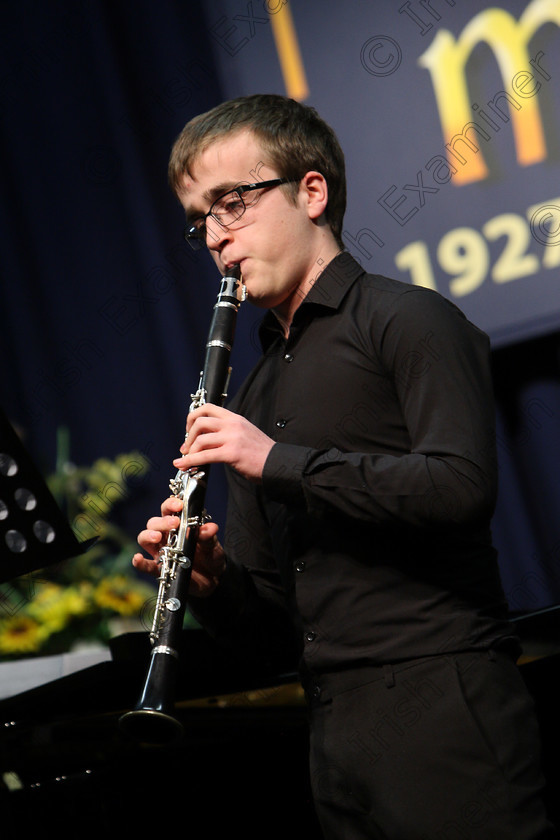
[244,288,270,309]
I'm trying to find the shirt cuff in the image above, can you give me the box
[262,442,312,507]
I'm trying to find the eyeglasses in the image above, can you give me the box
[184,178,300,250]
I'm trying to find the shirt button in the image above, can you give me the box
[276,419,287,429]
[305,631,316,642]
[295,561,306,573]
[284,353,294,363]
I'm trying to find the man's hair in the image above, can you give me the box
[168,93,347,247]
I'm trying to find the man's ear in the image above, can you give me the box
[301,171,329,221]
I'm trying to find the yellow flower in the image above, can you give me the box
[0,615,50,655]
[93,576,152,616]
[28,581,94,631]
[91,457,123,485]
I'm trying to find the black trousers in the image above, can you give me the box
[308,651,558,839]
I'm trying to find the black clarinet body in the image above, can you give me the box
[119,265,245,744]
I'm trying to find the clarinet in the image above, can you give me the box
[119,264,245,744]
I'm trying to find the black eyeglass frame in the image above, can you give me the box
[183,177,300,249]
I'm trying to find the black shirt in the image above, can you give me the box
[189,252,515,683]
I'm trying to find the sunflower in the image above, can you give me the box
[0,615,51,655]
[93,575,152,616]
[27,581,94,632]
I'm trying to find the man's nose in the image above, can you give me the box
[206,217,230,251]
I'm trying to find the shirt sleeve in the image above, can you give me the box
[261,288,498,531]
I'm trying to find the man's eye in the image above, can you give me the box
[217,195,243,216]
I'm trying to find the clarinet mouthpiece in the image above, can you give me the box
[225,263,241,279]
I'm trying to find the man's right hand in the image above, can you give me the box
[133,495,226,598]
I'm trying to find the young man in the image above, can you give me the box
[133,94,556,838]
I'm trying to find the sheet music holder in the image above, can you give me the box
[0,408,95,583]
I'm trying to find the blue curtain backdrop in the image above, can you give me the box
[1,0,560,614]
[0,1,260,541]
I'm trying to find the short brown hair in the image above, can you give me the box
[168,94,347,247]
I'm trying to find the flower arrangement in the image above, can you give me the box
[0,430,159,659]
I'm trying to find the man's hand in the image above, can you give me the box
[173,404,275,482]
[132,495,227,598]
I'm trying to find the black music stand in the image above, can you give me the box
[0,408,95,583]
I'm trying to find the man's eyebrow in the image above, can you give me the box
[202,182,239,203]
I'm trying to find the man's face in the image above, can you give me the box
[177,130,327,316]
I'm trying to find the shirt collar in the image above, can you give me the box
[259,252,365,350]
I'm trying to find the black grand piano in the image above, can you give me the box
[0,628,321,837]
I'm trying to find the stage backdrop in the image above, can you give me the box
[208,0,560,347]
[1,0,559,626]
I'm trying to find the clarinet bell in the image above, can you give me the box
[119,706,184,745]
